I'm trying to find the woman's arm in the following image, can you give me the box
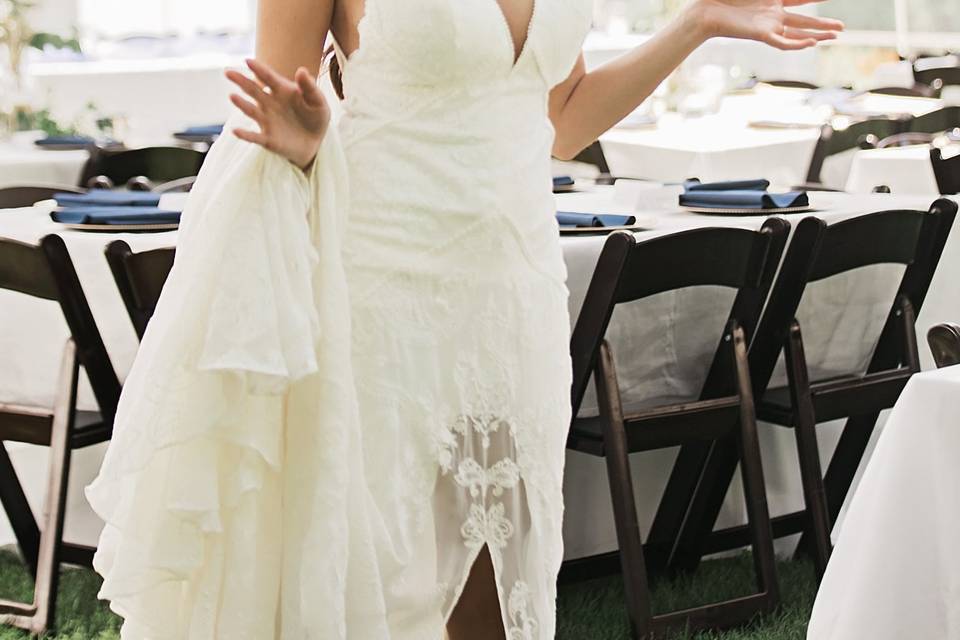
[224,0,336,169]
[550,0,843,160]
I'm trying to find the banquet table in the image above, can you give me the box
[599,86,945,188]
[806,364,960,640]
[0,187,956,560]
[0,132,88,190]
[846,143,956,196]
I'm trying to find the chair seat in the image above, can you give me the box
[569,396,743,456]
[759,369,912,427]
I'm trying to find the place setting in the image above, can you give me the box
[45,189,182,232]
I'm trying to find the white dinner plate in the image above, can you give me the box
[681,205,815,215]
[558,223,649,234]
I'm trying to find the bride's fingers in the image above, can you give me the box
[765,31,818,51]
[246,58,290,95]
[225,69,272,106]
[785,27,837,42]
[295,67,325,107]
[232,127,272,150]
[229,93,265,123]
[785,12,845,32]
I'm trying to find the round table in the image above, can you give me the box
[0,132,88,189]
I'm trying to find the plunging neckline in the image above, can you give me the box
[491,0,538,70]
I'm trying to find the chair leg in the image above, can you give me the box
[595,341,654,639]
[730,326,779,605]
[0,446,41,577]
[783,323,831,578]
[1,340,78,636]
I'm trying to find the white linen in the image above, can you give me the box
[0,187,953,572]
[807,365,960,640]
[599,87,822,185]
[0,132,88,189]
[845,144,945,196]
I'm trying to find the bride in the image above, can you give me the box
[84,0,841,638]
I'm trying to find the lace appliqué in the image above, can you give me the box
[507,581,538,640]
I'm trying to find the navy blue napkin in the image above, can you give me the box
[553,175,575,188]
[556,211,636,228]
[680,179,809,210]
[176,124,224,136]
[54,191,162,208]
[35,135,94,146]
[51,207,181,225]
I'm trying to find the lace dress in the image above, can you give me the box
[85,0,593,638]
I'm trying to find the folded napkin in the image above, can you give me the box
[680,178,809,210]
[553,175,575,188]
[177,124,224,136]
[556,211,636,228]
[35,134,95,146]
[51,206,181,225]
[54,191,162,207]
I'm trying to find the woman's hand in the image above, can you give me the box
[692,0,844,50]
[225,58,331,171]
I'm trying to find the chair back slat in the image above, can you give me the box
[807,210,928,282]
[105,240,175,339]
[570,219,789,414]
[614,226,777,303]
[907,106,960,135]
[0,238,60,300]
[0,185,85,209]
[80,147,205,188]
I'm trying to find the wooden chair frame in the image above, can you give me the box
[563,220,789,638]
[0,235,121,635]
[105,241,175,340]
[928,323,960,369]
[648,200,958,582]
[0,185,84,210]
[931,146,960,195]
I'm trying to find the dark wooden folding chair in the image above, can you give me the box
[931,146,960,195]
[914,65,960,98]
[870,85,938,99]
[0,235,121,635]
[79,146,205,191]
[0,185,85,209]
[800,117,907,190]
[652,200,958,583]
[928,323,960,368]
[105,241,175,340]
[908,106,960,135]
[564,219,790,639]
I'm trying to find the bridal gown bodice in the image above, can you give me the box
[84,1,593,638]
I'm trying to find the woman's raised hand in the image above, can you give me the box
[225,58,331,170]
[694,0,844,50]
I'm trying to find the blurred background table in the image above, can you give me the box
[0,132,88,189]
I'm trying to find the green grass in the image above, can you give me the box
[0,549,814,638]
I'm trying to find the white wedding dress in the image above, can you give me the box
[85,0,593,637]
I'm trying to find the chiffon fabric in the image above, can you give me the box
[85,0,593,637]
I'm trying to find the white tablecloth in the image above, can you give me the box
[806,364,960,640]
[0,132,88,189]
[846,144,956,196]
[0,188,956,559]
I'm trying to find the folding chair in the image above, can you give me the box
[0,235,121,634]
[565,219,789,638]
[931,146,960,195]
[105,241,175,340]
[656,199,958,581]
[0,185,84,210]
[928,323,960,368]
[79,146,205,190]
[800,117,906,190]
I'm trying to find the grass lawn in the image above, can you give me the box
[0,549,814,639]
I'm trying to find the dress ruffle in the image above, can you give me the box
[85,110,387,638]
